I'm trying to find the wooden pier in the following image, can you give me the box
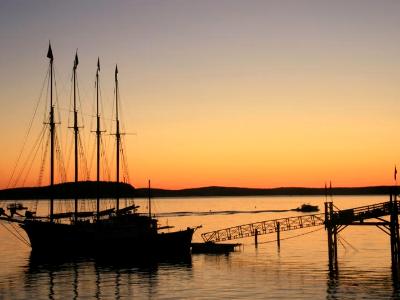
[324,196,400,273]
[201,196,400,275]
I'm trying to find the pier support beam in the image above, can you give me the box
[325,202,338,272]
[254,229,258,248]
[390,194,400,276]
[277,222,281,248]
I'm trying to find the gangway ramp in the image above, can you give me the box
[201,213,325,243]
[201,200,399,243]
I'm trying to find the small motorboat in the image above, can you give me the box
[293,203,319,212]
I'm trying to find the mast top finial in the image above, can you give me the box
[115,65,118,80]
[74,50,79,70]
[47,42,54,61]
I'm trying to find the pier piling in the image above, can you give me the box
[277,222,280,248]
[390,195,400,275]
[325,201,338,272]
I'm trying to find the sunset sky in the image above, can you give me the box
[1,0,400,189]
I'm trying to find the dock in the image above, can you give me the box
[200,195,400,274]
[191,242,241,254]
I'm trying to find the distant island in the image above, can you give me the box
[0,181,397,200]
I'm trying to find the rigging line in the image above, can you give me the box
[101,138,111,181]
[110,139,116,178]
[53,65,62,124]
[68,70,74,128]
[78,134,89,180]
[3,222,30,246]
[53,64,70,103]
[37,130,50,186]
[99,88,109,123]
[87,134,96,179]
[76,74,87,129]
[255,227,323,245]
[120,143,130,184]
[102,121,110,154]
[337,235,358,252]
[7,67,50,188]
[65,132,74,181]
[89,107,94,133]
[97,115,115,122]
[14,125,44,187]
[118,94,125,127]
[80,135,92,180]
[78,78,94,119]
[53,69,69,170]
[110,87,116,132]
[43,72,50,121]
[337,236,348,251]
[16,125,47,187]
[55,132,67,183]
[90,79,97,129]
[119,143,126,182]
[1,222,30,247]
[22,125,47,186]
[9,221,30,246]
[121,153,128,183]
[58,105,112,120]
[98,80,106,115]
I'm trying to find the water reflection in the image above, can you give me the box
[73,260,78,300]
[326,266,400,300]
[25,252,192,299]
[95,262,101,299]
[8,249,400,299]
[4,196,400,299]
[49,267,54,300]
[390,269,400,299]
[326,268,339,300]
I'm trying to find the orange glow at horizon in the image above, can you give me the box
[1,65,400,190]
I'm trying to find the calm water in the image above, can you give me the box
[0,195,399,299]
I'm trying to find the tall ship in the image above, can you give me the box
[0,44,194,256]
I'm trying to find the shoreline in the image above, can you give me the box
[0,181,397,200]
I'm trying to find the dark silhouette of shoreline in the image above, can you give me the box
[0,181,396,200]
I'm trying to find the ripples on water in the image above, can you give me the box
[1,196,400,299]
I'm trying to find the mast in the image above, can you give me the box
[96,58,101,219]
[115,65,120,212]
[47,43,55,222]
[73,52,79,222]
[148,180,151,218]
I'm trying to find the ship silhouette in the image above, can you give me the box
[0,44,194,256]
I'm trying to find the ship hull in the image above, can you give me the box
[21,219,194,257]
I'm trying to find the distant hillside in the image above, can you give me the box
[0,183,396,200]
[0,181,135,200]
[134,185,397,198]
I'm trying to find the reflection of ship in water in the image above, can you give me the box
[0,44,194,256]
[26,252,192,299]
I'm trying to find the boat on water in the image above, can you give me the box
[293,203,319,212]
[0,44,194,256]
